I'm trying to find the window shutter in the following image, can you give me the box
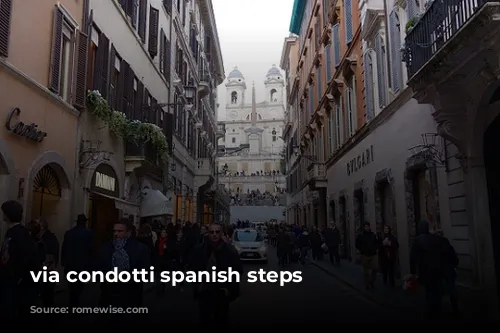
[363,53,374,120]
[317,68,322,101]
[389,11,402,93]
[309,86,314,114]
[323,0,329,26]
[49,7,64,93]
[73,30,88,109]
[351,76,357,131]
[120,60,131,113]
[165,37,171,79]
[148,6,159,58]
[0,0,13,57]
[126,68,135,117]
[344,92,350,136]
[134,80,144,120]
[344,0,353,43]
[108,46,117,109]
[98,33,110,99]
[336,98,343,145]
[138,0,147,43]
[144,89,150,122]
[150,97,158,124]
[333,24,340,67]
[375,35,387,108]
[325,44,332,81]
[130,0,139,28]
[159,29,165,73]
[406,0,417,19]
[163,0,172,15]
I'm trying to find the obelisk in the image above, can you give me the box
[245,82,263,154]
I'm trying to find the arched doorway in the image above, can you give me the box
[31,165,62,220]
[484,114,500,302]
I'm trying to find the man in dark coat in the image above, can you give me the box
[355,222,379,289]
[99,219,150,308]
[189,223,242,330]
[410,220,459,318]
[0,200,38,322]
[324,222,341,266]
[61,214,95,309]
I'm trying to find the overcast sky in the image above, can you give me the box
[212,0,294,120]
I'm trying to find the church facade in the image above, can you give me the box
[217,65,286,197]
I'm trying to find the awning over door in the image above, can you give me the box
[91,192,139,216]
[140,188,173,217]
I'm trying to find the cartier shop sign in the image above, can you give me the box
[5,108,47,142]
[347,145,374,176]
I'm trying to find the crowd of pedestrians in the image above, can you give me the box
[0,200,241,328]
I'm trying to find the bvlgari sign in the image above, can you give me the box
[5,108,47,142]
[347,145,374,176]
[91,163,119,197]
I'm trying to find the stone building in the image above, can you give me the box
[404,0,500,312]
[217,66,286,195]
[284,0,365,232]
[0,0,85,242]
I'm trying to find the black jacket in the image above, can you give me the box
[355,231,379,256]
[61,225,95,272]
[189,241,242,302]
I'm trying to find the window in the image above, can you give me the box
[232,137,236,143]
[335,97,343,147]
[345,77,357,137]
[389,10,402,93]
[364,52,375,120]
[231,91,238,104]
[148,5,159,58]
[49,7,77,103]
[344,0,353,43]
[327,109,336,156]
[332,24,341,67]
[0,0,13,57]
[317,68,322,101]
[325,44,332,82]
[270,89,277,102]
[109,48,121,110]
[234,230,263,242]
[375,35,388,109]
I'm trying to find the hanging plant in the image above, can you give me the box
[87,90,169,163]
[405,13,423,34]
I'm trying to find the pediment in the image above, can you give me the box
[361,8,385,40]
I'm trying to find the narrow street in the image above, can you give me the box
[34,249,414,328]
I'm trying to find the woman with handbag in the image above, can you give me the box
[379,225,399,288]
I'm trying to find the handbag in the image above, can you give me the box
[321,243,328,251]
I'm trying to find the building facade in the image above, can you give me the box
[285,0,365,230]
[217,66,286,195]
[0,0,84,242]
[404,0,500,311]
[79,0,227,236]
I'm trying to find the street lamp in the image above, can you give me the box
[151,85,197,108]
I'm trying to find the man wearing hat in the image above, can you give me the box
[61,214,95,309]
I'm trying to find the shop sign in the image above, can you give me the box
[5,108,47,142]
[347,145,374,176]
[91,163,119,196]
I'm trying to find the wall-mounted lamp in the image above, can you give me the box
[171,162,176,172]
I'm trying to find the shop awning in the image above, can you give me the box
[91,192,139,216]
[140,188,173,217]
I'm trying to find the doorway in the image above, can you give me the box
[339,196,350,260]
[484,114,500,303]
[89,193,119,249]
[354,189,365,232]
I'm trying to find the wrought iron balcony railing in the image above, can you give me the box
[125,142,158,165]
[404,0,489,78]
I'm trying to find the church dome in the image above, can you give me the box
[228,66,244,79]
[266,64,281,77]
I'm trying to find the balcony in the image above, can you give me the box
[404,0,500,81]
[307,163,327,190]
[198,71,211,99]
[216,121,226,139]
[125,142,158,173]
